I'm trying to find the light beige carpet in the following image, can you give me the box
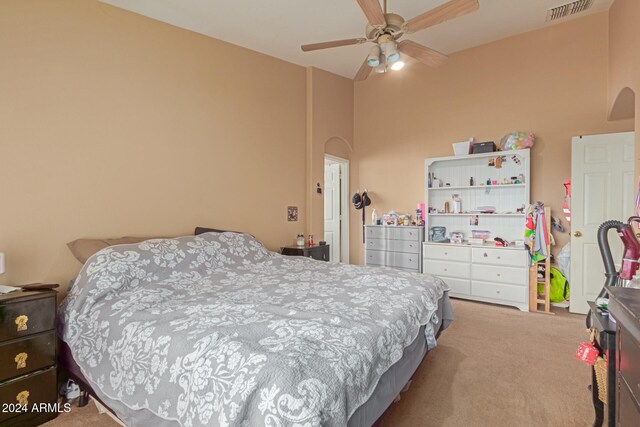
[45,299,593,427]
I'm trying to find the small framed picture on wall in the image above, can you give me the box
[288,206,298,222]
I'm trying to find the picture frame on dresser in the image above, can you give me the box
[423,149,531,311]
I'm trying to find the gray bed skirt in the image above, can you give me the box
[348,291,453,426]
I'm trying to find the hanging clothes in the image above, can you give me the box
[563,178,571,224]
[525,202,549,262]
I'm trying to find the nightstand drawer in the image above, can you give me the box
[0,294,56,342]
[0,366,57,423]
[0,331,55,382]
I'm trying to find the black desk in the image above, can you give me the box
[588,300,617,427]
[280,244,330,261]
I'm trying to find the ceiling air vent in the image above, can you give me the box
[546,0,595,22]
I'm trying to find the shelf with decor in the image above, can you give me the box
[423,149,531,311]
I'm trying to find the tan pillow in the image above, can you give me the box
[67,236,164,264]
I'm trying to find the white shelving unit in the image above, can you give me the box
[423,149,531,311]
[424,149,530,243]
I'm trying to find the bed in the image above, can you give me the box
[58,232,453,426]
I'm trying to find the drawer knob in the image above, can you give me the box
[483,253,488,257]
[16,390,29,406]
[15,315,28,332]
[444,268,448,272]
[496,290,501,294]
[497,273,501,277]
[15,352,28,370]
[497,256,501,260]
[444,252,448,255]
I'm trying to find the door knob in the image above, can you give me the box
[574,231,582,237]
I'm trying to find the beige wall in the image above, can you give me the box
[0,0,307,291]
[305,67,354,241]
[608,0,640,173]
[351,12,634,264]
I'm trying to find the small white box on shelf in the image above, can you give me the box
[468,238,485,246]
[452,138,474,156]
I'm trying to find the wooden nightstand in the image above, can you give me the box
[0,289,58,426]
[280,244,330,261]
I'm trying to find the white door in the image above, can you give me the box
[570,132,635,314]
[324,162,341,262]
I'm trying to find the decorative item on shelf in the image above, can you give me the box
[494,156,503,169]
[500,131,536,151]
[494,237,509,247]
[452,194,462,213]
[296,234,305,247]
[453,138,474,156]
[403,216,411,226]
[444,201,450,213]
[371,208,378,225]
[469,177,474,186]
[468,237,485,245]
[471,141,496,154]
[430,226,449,243]
[450,232,464,244]
[307,234,314,247]
[470,215,479,226]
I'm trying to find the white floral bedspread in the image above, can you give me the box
[58,232,451,427]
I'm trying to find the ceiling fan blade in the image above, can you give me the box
[398,40,448,67]
[354,57,372,81]
[356,0,386,27]
[405,0,479,34]
[301,38,366,52]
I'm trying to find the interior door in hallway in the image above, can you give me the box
[324,162,341,262]
[570,132,635,314]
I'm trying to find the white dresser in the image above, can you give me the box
[364,226,425,273]
[423,242,529,311]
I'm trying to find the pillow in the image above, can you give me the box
[194,226,242,235]
[67,236,166,264]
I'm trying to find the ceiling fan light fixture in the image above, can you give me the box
[391,60,405,71]
[380,40,400,63]
[373,64,387,74]
[367,45,381,67]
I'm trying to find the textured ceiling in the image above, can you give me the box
[99,0,613,79]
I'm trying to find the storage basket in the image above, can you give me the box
[594,356,607,403]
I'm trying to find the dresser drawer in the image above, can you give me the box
[619,325,640,406]
[424,260,470,279]
[390,239,420,254]
[0,331,55,383]
[423,244,471,262]
[365,227,386,239]
[386,252,420,270]
[440,277,471,295]
[619,374,640,426]
[365,249,385,266]
[472,247,528,267]
[387,227,422,241]
[0,367,57,423]
[472,280,527,303]
[472,264,528,286]
[366,239,387,252]
[0,294,56,342]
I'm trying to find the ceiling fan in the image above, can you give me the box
[301,0,479,81]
